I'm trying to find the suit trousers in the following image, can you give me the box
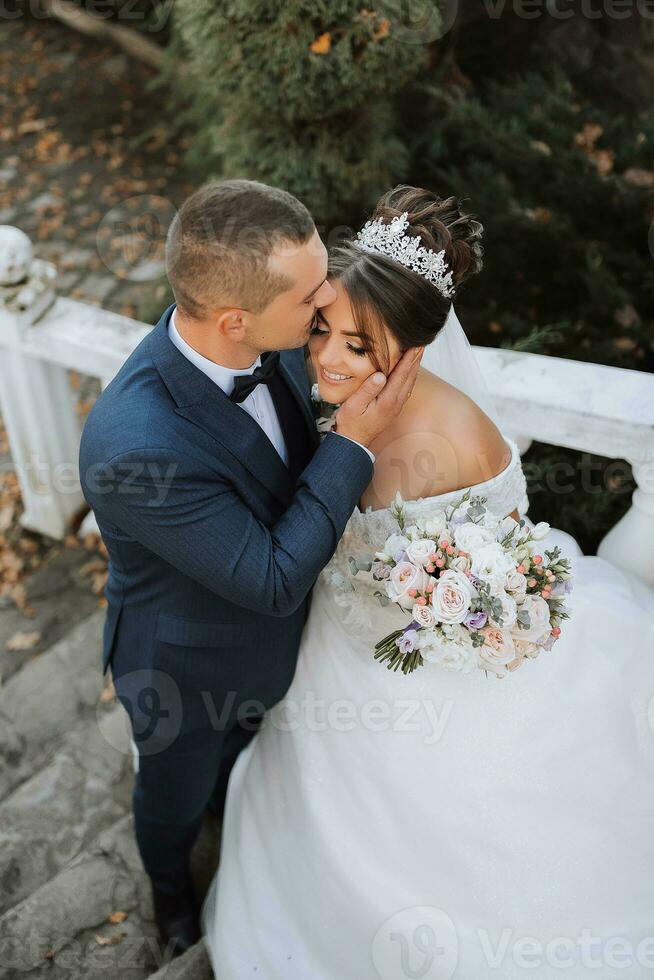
[113,652,263,894]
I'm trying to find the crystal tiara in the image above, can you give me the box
[353,211,456,299]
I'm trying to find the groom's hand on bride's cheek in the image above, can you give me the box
[333,346,424,448]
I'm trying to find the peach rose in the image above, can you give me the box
[479,626,516,673]
[431,569,475,625]
[386,561,433,610]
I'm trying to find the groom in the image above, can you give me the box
[79,179,422,956]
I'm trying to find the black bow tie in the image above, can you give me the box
[229,351,281,404]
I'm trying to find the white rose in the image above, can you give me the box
[512,594,551,643]
[383,533,411,559]
[386,561,432,610]
[412,603,436,629]
[406,539,437,568]
[431,569,475,625]
[454,522,495,553]
[422,514,447,538]
[470,543,515,584]
[505,569,528,603]
[418,629,476,673]
[449,554,471,574]
[514,638,541,659]
[488,588,518,630]
[514,544,532,565]
[530,521,551,541]
[497,515,520,539]
[441,622,475,647]
[476,507,502,530]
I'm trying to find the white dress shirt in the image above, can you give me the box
[168,309,374,466]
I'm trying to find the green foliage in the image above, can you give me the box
[137,275,173,324]
[408,69,654,369]
[520,442,636,556]
[166,0,434,223]
[166,3,653,370]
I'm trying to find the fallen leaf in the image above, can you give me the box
[614,337,637,351]
[8,584,33,616]
[6,630,41,652]
[623,167,654,188]
[107,911,128,924]
[372,17,391,41]
[615,304,640,329]
[19,537,39,553]
[100,680,116,704]
[94,932,126,946]
[310,32,331,54]
[18,118,47,135]
[91,570,108,595]
[80,559,107,577]
[574,122,603,151]
[76,398,95,418]
[593,149,614,177]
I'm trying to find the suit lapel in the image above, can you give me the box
[278,349,321,451]
[149,306,317,506]
[175,392,296,506]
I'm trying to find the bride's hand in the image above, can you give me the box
[333,346,424,449]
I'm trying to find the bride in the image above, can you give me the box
[201,186,654,979]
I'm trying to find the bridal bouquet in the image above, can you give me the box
[349,491,573,677]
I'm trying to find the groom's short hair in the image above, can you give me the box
[165,179,315,318]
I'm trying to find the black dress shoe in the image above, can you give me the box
[151,875,201,959]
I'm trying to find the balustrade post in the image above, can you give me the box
[598,454,654,585]
[0,226,86,539]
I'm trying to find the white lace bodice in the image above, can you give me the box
[318,435,529,636]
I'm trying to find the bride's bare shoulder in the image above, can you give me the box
[363,368,511,510]
[411,368,511,481]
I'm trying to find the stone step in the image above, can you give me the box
[0,610,106,801]
[0,548,100,685]
[0,704,133,915]
[0,814,161,980]
[0,800,222,980]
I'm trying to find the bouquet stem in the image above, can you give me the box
[374,630,425,674]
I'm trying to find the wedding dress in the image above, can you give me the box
[201,433,654,980]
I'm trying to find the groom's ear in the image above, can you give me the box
[216,308,248,340]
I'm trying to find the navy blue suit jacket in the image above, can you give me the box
[79,304,373,729]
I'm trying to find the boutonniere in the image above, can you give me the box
[310,383,339,437]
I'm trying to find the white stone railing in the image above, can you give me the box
[1,224,653,584]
